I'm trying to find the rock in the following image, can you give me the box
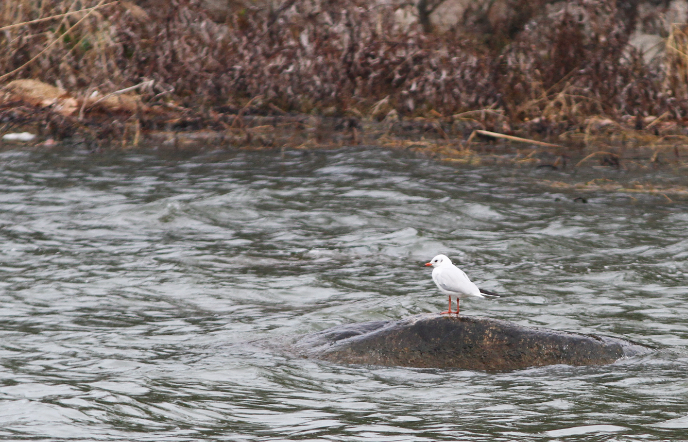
[294,314,651,371]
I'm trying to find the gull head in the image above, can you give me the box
[424,254,452,267]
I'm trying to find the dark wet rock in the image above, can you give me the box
[294,314,651,371]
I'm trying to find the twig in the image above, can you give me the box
[0,1,118,32]
[452,108,504,119]
[644,111,670,130]
[150,86,175,102]
[471,130,563,148]
[86,80,154,109]
[574,151,617,168]
[133,119,140,147]
[78,85,95,121]
[0,0,111,83]
[268,103,287,114]
[231,95,262,128]
[466,130,477,147]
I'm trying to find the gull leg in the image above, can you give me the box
[455,298,460,316]
[440,295,452,315]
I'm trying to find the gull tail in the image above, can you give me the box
[479,288,500,298]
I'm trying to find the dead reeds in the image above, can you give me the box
[0,0,687,157]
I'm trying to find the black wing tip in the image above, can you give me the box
[479,288,500,297]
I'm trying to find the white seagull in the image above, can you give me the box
[424,254,499,315]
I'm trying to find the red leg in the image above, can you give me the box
[455,298,460,316]
[440,295,453,314]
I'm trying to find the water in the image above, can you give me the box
[0,146,686,441]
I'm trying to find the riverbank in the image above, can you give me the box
[2,84,686,170]
[3,111,688,202]
[2,0,688,197]
[3,0,688,133]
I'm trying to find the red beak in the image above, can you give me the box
[424,262,432,266]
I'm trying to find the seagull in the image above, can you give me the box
[424,254,499,315]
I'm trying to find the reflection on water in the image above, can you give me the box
[0,147,686,441]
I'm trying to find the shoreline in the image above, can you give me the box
[1,98,685,161]
[1,104,687,201]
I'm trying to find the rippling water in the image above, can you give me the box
[0,147,687,441]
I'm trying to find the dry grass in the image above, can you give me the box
[0,0,688,158]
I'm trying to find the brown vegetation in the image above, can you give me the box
[0,0,687,163]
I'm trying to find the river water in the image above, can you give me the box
[0,146,686,441]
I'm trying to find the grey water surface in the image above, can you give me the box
[0,146,686,441]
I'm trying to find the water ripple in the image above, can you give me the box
[0,148,685,440]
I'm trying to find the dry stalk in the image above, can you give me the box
[666,24,688,97]
[472,130,563,148]
[86,79,154,109]
[0,1,118,32]
[645,111,670,130]
[452,108,504,120]
[574,151,618,168]
[231,95,263,129]
[0,0,111,83]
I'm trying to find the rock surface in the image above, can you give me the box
[294,314,651,371]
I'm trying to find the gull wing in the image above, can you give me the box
[433,266,481,296]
